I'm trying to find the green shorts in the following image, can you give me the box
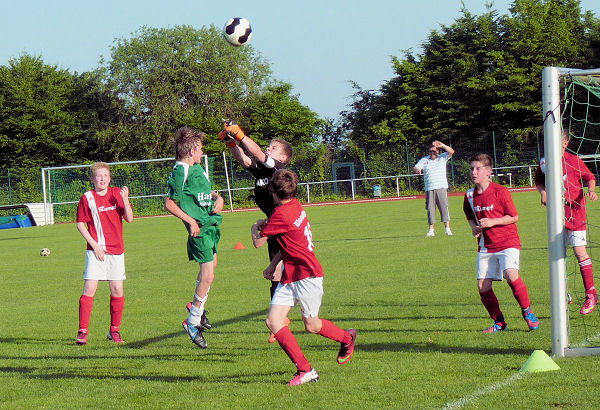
[187,225,220,263]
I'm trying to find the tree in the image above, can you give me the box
[340,0,600,175]
[102,25,274,159]
[245,83,323,149]
[0,54,99,168]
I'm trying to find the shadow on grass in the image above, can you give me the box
[0,365,285,383]
[125,308,269,349]
[357,341,533,356]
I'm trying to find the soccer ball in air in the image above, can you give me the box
[222,17,252,47]
[40,248,51,257]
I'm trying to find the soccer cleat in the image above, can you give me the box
[186,302,212,329]
[287,368,319,386]
[76,329,88,345]
[580,293,599,315]
[445,228,453,236]
[184,320,207,349]
[107,329,124,344]
[426,230,435,237]
[522,310,540,330]
[482,321,507,333]
[268,317,291,344]
[337,328,357,364]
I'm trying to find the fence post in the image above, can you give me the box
[8,169,12,205]
[529,166,533,187]
[396,176,400,197]
[222,152,234,212]
[492,130,498,168]
[306,183,310,203]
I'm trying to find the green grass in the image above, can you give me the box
[2,191,600,408]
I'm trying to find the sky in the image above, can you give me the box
[1,0,599,120]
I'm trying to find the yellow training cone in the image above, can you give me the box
[520,350,560,373]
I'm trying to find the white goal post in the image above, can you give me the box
[542,66,600,358]
[40,155,212,225]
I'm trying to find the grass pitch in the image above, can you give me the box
[1,191,600,408]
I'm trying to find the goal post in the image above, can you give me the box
[40,155,216,224]
[542,66,600,358]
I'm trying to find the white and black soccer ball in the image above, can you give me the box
[222,17,252,47]
[40,248,50,257]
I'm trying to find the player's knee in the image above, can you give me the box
[265,317,278,333]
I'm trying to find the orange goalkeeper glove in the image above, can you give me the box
[218,130,237,148]
[224,120,246,142]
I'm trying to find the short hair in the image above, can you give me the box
[271,138,293,165]
[174,126,205,160]
[90,162,110,179]
[469,153,493,168]
[271,169,298,200]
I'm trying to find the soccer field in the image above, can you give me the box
[2,191,600,408]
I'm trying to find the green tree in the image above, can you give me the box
[0,54,97,168]
[102,25,274,159]
[245,83,323,148]
[341,0,600,174]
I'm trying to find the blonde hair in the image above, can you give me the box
[90,162,110,179]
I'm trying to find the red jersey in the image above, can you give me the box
[538,151,595,231]
[463,182,521,253]
[260,198,324,284]
[77,187,126,254]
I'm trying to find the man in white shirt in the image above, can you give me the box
[413,141,455,237]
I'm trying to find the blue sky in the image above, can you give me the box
[1,1,599,119]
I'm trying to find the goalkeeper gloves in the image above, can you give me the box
[223,120,246,142]
[218,130,237,148]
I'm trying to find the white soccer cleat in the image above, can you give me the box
[426,230,435,237]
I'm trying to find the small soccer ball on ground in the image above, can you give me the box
[222,17,252,47]
[40,248,50,257]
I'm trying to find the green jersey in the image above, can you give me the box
[166,162,223,229]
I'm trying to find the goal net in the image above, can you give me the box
[542,66,600,357]
[41,156,214,224]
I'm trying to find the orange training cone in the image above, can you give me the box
[234,242,246,250]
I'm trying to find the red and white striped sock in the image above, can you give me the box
[579,258,597,295]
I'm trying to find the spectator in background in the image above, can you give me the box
[413,140,455,237]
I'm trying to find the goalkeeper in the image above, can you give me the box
[220,120,293,343]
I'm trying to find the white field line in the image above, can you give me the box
[570,332,600,348]
[443,332,600,409]
[442,373,525,409]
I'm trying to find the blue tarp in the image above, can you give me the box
[0,214,33,229]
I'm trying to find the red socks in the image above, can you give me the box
[79,295,124,331]
[579,258,597,295]
[110,295,125,331]
[479,289,503,321]
[274,326,311,373]
[78,295,94,330]
[507,277,531,310]
[318,319,352,345]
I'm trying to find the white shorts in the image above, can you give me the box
[83,251,126,281]
[476,248,520,281]
[271,276,324,318]
[565,229,587,247]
